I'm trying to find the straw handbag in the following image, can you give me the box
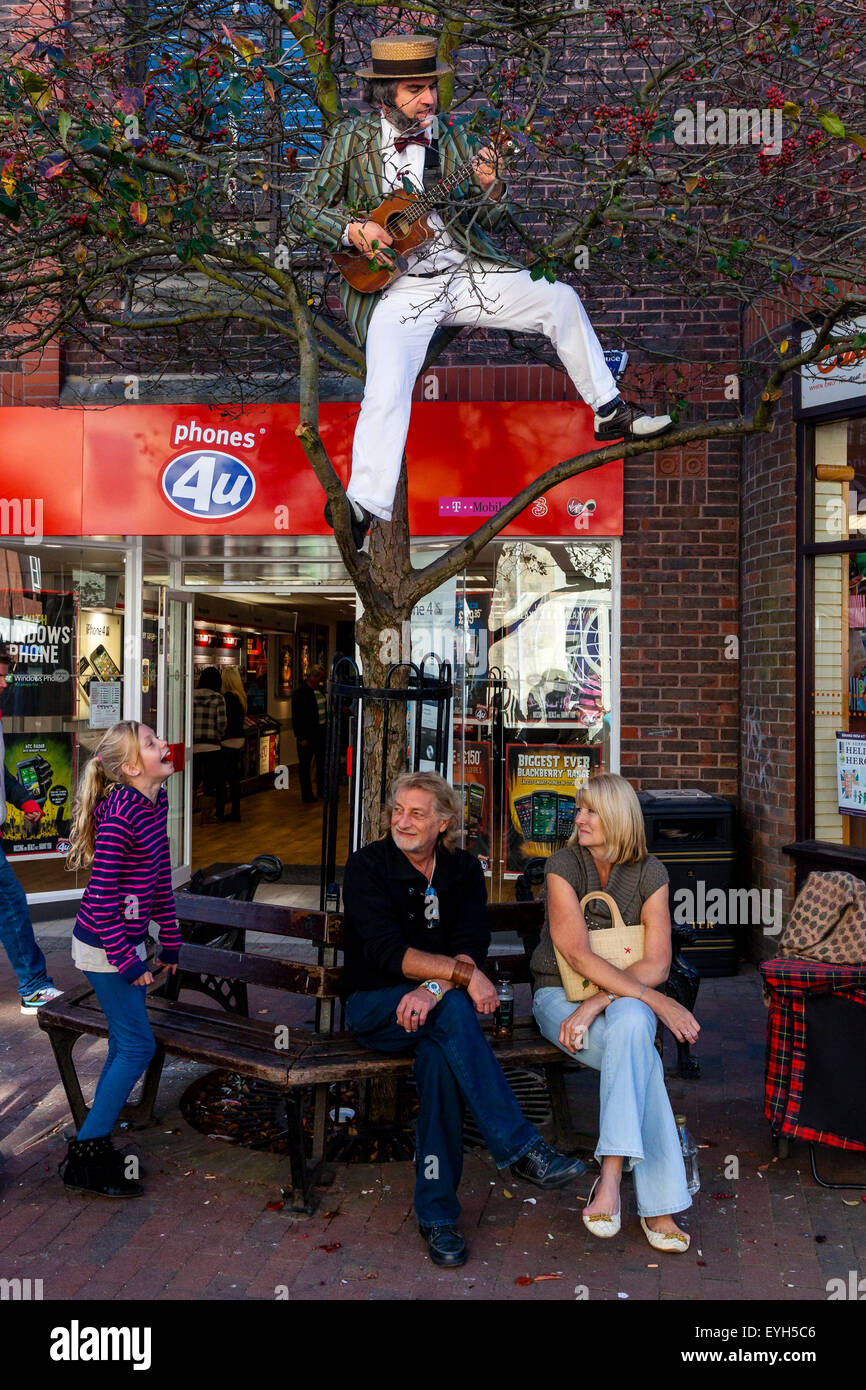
[553,890,645,1002]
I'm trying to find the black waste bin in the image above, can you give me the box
[638,791,738,977]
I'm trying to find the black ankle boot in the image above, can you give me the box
[59,1136,145,1198]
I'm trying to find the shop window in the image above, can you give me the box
[811,417,866,846]
[0,544,129,896]
[410,538,616,902]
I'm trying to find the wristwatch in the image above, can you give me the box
[421,980,443,1000]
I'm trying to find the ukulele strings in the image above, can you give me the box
[386,153,483,241]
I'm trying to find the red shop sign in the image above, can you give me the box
[0,402,623,537]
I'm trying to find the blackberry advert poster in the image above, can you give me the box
[505,743,601,876]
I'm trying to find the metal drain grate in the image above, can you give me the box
[179,1065,552,1161]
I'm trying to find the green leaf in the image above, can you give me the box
[0,193,20,222]
[529,263,544,280]
[57,110,71,146]
[818,112,846,138]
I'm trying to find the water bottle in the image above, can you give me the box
[675,1114,700,1195]
[493,973,514,1039]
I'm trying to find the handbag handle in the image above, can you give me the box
[579,890,628,932]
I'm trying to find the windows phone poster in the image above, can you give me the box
[0,590,75,718]
[2,733,75,855]
[505,743,601,876]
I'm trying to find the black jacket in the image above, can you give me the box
[291,682,322,744]
[340,834,490,996]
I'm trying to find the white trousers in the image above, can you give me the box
[348,261,620,520]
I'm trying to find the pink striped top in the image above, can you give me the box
[73,783,182,983]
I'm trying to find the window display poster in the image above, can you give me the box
[277,638,295,698]
[89,681,122,729]
[298,627,312,680]
[836,731,866,817]
[2,732,75,855]
[458,590,492,720]
[76,609,124,721]
[453,739,492,870]
[505,742,602,875]
[0,590,76,718]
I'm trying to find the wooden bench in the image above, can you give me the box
[37,893,698,1212]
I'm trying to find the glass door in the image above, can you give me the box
[143,585,193,880]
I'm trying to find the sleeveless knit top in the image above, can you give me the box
[529,843,670,990]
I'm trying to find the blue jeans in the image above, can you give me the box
[76,970,156,1140]
[346,985,537,1227]
[533,987,691,1218]
[0,840,53,999]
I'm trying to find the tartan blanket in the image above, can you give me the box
[760,957,866,1151]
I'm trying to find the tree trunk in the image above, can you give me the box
[354,458,414,846]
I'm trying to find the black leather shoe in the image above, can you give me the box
[510,1139,587,1190]
[419,1223,468,1268]
[323,499,372,550]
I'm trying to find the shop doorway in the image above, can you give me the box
[182,586,356,889]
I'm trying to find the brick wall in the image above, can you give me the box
[739,335,798,955]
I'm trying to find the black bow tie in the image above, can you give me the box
[393,134,430,153]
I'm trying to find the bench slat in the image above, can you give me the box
[175,892,343,945]
[177,943,341,998]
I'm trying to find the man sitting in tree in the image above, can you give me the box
[296,33,672,548]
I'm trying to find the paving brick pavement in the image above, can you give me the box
[2,925,865,1307]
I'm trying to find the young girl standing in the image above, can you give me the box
[61,721,181,1197]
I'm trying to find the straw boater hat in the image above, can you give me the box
[356,34,452,81]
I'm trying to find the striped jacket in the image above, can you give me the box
[292,110,517,346]
[73,783,181,983]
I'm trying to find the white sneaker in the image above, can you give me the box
[20,985,63,1014]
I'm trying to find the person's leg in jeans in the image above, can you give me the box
[533,987,690,1218]
[346,985,537,1216]
[412,1037,465,1226]
[76,971,156,1139]
[0,841,54,999]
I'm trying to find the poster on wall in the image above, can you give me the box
[504,742,602,876]
[0,590,76,718]
[276,638,295,698]
[458,590,492,721]
[453,739,492,872]
[298,627,312,680]
[2,732,75,856]
[314,625,328,674]
[76,609,124,721]
[836,730,866,817]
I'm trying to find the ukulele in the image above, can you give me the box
[331,132,512,294]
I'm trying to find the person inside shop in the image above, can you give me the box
[0,642,63,1014]
[218,666,247,823]
[530,772,700,1254]
[291,664,326,804]
[245,671,265,712]
[192,666,226,823]
[295,32,672,549]
[341,770,587,1269]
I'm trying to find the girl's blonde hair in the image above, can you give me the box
[568,772,647,866]
[66,720,143,872]
[221,664,248,713]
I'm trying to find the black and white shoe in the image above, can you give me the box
[323,499,372,550]
[593,398,673,443]
[510,1138,587,1190]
